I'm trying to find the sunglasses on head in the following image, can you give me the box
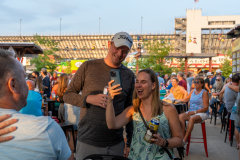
[194,81,200,84]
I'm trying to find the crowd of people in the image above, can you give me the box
[0,31,239,160]
[160,69,240,158]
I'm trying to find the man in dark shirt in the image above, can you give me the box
[41,68,51,98]
[205,72,213,97]
[63,32,134,159]
[177,72,187,90]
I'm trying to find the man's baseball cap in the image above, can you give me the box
[216,69,222,73]
[111,32,133,49]
[171,72,176,75]
[206,72,213,76]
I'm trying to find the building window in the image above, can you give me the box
[208,21,236,25]
[229,21,235,25]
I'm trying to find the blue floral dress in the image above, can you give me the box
[128,112,173,160]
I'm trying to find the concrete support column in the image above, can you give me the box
[185,57,188,75]
[209,57,212,73]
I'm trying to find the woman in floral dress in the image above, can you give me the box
[106,69,183,160]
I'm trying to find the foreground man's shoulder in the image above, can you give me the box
[87,59,103,65]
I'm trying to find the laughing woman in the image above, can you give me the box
[106,69,182,160]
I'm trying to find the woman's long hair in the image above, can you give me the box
[35,76,44,91]
[57,73,69,98]
[133,69,163,117]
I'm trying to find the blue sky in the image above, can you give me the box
[0,0,239,36]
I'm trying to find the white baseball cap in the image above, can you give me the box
[229,73,233,78]
[111,32,133,49]
[206,72,213,76]
[171,72,176,75]
[216,69,222,73]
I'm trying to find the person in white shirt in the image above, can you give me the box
[0,49,71,160]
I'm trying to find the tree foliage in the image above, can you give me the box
[30,35,60,73]
[135,37,174,75]
[121,60,129,68]
[220,49,232,78]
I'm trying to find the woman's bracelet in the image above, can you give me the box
[161,138,166,147]
[161,139,169,148]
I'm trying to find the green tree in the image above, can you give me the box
[30,35,60,73]
[220,49,232,78]
[135,37,173,75]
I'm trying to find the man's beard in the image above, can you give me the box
[216,82,223,90]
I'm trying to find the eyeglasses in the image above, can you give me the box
[194,81,200,84]
[216,79,220,81]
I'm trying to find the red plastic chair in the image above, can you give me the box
[52,116,59,123]
[186,121,208,157]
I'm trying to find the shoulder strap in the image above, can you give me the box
[138,108,149,129]
[163,148,174,159]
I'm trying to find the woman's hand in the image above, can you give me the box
[187,111,195,116]
[151,133,165,146]
[175,100,182,104]
[108,80,122,101]
[212,93,219,96]
[164,93,169,97]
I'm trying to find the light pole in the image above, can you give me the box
[20,19,22,36]
[141,16,143,34]
[60,18,62,40]
[99,17,101,35]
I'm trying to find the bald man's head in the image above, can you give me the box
[26,80,35,91]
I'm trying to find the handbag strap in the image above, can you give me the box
[138,108,149,129]
[162,148,174,159]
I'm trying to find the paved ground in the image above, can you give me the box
[173,119,239,160]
